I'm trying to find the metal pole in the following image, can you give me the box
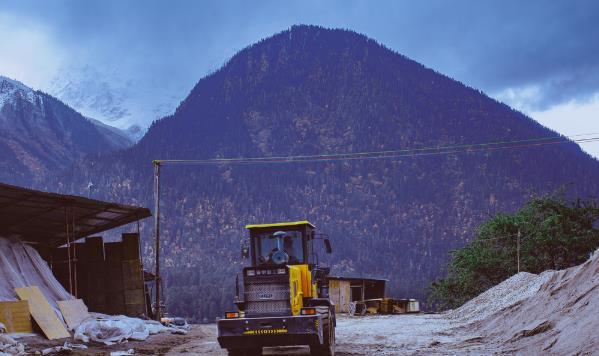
[517,229,521,273]
[153,161,162,321]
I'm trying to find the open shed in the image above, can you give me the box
[0,182,152,318]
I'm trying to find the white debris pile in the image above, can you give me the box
[161,317,191,335]
[0,323,25,356]
[446,270,553,324]
[74,314,169,345]
[40,342,87,355]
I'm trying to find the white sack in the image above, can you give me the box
[74,314,169,345]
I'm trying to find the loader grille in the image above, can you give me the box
[243,275,290,316]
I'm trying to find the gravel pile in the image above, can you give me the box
[333,250,599,355]
[446,270,553,324]
[471,249,599,354]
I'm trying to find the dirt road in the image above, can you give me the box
[23,314,477,355]
[165,314,491,355]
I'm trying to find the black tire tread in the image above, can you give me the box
[227,348,262,356]
[311,306,335,355]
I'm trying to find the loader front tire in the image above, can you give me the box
[310,306,335,355]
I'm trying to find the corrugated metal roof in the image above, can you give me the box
[245,220,316,229]
[0,182,151,248]
[327,276,388,282]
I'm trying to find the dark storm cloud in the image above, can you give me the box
[420,1,599,108]
[1,0,598,112]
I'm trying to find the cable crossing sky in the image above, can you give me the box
[152,133,599,166]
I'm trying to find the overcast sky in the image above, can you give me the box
[0,0,597,157]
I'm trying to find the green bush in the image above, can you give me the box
[429,194,599,310]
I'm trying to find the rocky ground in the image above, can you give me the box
[16,315,484,355]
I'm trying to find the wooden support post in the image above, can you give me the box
[72,207,78,298]
[362,280,365,301]
[65,207,73,295]
[153,161,161,321]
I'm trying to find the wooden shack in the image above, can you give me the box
[327,276,386,313]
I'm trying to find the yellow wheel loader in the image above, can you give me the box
[217,221,335,355]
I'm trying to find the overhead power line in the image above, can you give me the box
[150,132,599,315]
[153,133,599,166]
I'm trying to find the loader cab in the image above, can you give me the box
[245,221,316,267]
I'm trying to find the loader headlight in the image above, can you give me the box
[300,307,317,315]
[225,311,240,319]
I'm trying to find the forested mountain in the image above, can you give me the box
[0,76,132,186]
[46,25,599,322]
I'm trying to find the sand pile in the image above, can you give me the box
[453,249,599,354]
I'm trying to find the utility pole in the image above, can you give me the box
[517,229,521,273]
[153,160,162,321]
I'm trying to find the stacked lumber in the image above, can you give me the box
[0,300,32,333]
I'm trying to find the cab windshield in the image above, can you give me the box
[254,230,304,265]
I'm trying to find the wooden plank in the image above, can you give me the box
[121,233,140,260]
[125,298,145,317]
[106,292,125,315]
[122,260,144,290]
[15,286,70,340]
[107,264,124,291]
[84,236,105,261]
[104,242,122,263]
[57,299,89,330]
[86,262,106,291]
[124,288,145,305]
[328,281,340,313]
[86,261,107,313]
[340,281,350,313]
[0,300,33,333]
[85,292,107,314]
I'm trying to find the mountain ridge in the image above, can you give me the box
[0,75,134,185]
[35,25,599,321]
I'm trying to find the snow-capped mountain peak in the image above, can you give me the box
[0,75,42,109]
[1,74,134,148]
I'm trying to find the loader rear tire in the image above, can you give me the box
[227,348,262,356]
[310,306,335,355]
